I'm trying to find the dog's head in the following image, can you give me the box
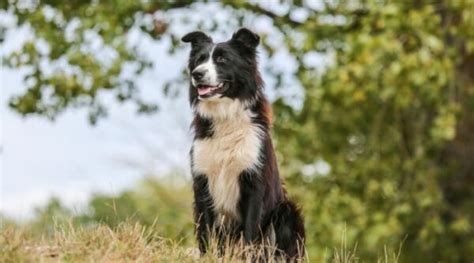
[182,28,262,105]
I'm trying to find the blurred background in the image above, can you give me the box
[1,1,473,261]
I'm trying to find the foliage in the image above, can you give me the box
[1,0,192,122]
[2,1,474,261]
[85,175,194,242]
[29,175,194,244]
[272,2,474,261]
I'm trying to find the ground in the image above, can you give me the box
[1,221,400,262]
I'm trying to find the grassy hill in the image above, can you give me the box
[0,175,406,262]
[1,221,403,262]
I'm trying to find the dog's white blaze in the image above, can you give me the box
[192,46,218,86]
[192,98,264,221]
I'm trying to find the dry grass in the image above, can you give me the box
[1,222,301,262]
[1,221,403,262]
[1,222,193,262]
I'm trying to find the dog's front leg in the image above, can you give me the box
[193,174,215,254]
[239,171,264,244]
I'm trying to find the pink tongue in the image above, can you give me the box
[198,87,213,96]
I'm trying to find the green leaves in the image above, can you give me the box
[272,1,474,261]
[3,1,474,261]
[3,1,170,123]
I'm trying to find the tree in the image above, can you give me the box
[271,2,474,261]
[2,1,192,123]
[2,1,473,261]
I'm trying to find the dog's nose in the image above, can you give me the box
[192,70,204,81]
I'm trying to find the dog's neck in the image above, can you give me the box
[195,97,255,121]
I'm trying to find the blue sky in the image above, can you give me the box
[0,3,309,219]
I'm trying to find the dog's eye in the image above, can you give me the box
[216,56,226,63]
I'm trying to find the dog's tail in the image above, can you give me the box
[271,200,306,260]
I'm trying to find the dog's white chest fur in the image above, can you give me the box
[192,98,263,221]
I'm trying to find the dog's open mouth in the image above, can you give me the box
[197,83,225,98]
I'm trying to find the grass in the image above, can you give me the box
[2,222,192,262]
[0,221,403,262]
[1,221,294,262]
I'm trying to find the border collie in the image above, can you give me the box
[182,28,305,260]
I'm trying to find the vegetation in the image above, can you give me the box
[13,175,194,242]
[2,220,396,263]
[1,177,402,262]
[2,1,474,261]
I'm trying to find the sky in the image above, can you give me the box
[0,3,306,220]
[0,26,193,220]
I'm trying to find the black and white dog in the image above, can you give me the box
[182,28,305,259]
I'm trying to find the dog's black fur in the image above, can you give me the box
[182,28,305,260]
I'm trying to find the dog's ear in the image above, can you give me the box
[230,28,260,49]
[181,31,212,48]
